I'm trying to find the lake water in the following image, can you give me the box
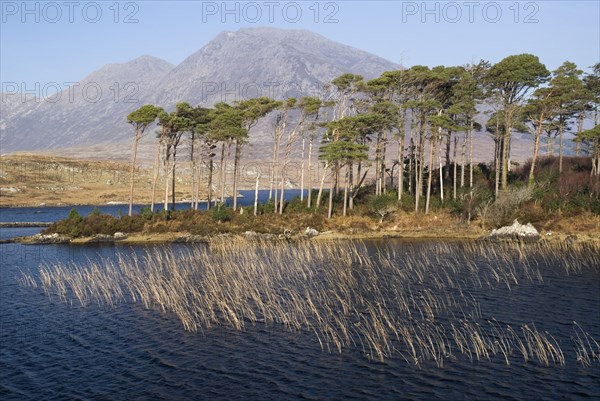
[0,189,306,223]
[0,205,599,400]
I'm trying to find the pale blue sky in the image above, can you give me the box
[1,0,599,89]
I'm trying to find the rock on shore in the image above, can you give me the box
[26,233,71,244]
[489,220,540,241]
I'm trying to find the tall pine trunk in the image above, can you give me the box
[316,162,330,209]
[150,139,162,213]
[348,162,354,210]
[415,119,425,213]
[342,165,349,216]
[219,143,226,203]
[232,141,241,211]
[425,135,435,214]
[468,121,474,189]
[558,124,565,173]
[529,122,543,186]
[307,134,314,208]
[445,130,452,181]
[454,134,459,200]
[327,171,335,219]
[171,149,177,210]
[381,136,388,194]
[163,148,171,212]
[128,133,140,217]
[206,156,214,211]
[253,173,260,216]
[397,134,405,201]
[300,137,305,202]
[460,132,466,189]
[438,129,444,203]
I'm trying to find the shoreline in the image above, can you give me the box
[8,229,598,246]
[0,200,214,208]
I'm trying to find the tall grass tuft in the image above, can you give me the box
[20,239,600,366]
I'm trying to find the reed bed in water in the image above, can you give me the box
[20,239,600,367]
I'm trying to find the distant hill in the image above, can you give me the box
[1,56,174,152]
[1,27,398,154]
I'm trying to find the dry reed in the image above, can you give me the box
[20,238,600,366]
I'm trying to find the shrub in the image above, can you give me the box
[258,200,275,214]
[67,208,82,222]
[115,215,145,233]
[212,204,232,223]
[284,196,307,214]
[140,205,153,220]
[454,186,493,223]
[369,193,399,223]
[591,198,600,215]
[148,223,169,233]
[398,193,415,212]
[477,185,534,228]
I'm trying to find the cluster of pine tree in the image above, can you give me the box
[125,55,600,222]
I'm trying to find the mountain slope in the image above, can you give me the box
[1,56,174,152]
[152,27,398,106]
[1,28,398,153]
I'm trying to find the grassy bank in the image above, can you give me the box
[30,197,599,245]
[5,153,599,242]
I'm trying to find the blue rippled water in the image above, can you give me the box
[0,189,306,223]
[1,236,599,399]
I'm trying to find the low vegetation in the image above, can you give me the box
[39,155,599,240]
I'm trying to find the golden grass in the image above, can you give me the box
[20,239,600,366]
[0,154,137,206]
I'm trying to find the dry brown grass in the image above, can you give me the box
[20,239,600,366]
[540,212,600,235]
[0,153,212,207]
[0,154,140,206]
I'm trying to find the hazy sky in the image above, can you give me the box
[1,0,599,90]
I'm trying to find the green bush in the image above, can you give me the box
[591,198,600,215]
[369,193,399,223]
[447,198,464,217]
[427,195,444,211]
[67,208,82,222]
[148,222,169,233]
[115,215,145,233]
[398,193,415,212]
[140,205,153,220]
[452,186,493,223]
[284,196,307,214]
[257,200,275,214]
[211,204,232,223]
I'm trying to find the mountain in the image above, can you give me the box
[1,27,398,154]
[152,27,398,106]
[1,56,174,152]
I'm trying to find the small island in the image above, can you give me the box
[4,60,600,245]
